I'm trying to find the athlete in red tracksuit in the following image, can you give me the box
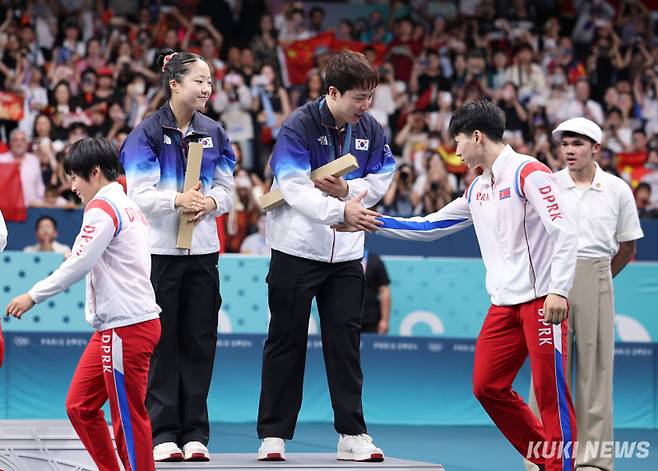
[339,101,578,471]
[6,137,161,471]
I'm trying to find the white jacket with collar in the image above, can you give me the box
[377,146,578,306]
[29,183,161,330]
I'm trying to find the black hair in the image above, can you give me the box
[514,42,534,55]
[68,122,89,136]
[325,50,378,94]
[636,182,651,193]
[64,136,120,182]
[35,215,57,231]
[156,48,208,99]
[448,100,505,141]
[608,106,622,117]
[309,6,325,16]
[32,112,54,139]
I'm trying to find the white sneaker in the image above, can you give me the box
[257,437,286,461]
[153,442,183,462]
[182,441,210,461]
[337,433,384,462]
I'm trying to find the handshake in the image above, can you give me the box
[336,190,383,233]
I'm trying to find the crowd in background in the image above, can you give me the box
[1,0,658,253]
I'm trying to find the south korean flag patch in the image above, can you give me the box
[355,138,369,151]
[200,137,213,148]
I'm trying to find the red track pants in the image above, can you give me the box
[66,319,161,471]
[473,298,577,471]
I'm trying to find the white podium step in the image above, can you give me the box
[156,454,444,470]
[0,420,446,471]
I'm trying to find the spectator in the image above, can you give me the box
[395,110,429,163]
[224,171,260,253]
[240,214,269,255]
[417,154,457,213]
[0,129,45,206]
[250,14,280,73]
[504,43,547,103]
[635,182,658,217]
[295,68,324,107]
[361,250,391,335]
[278,7,311,42]
[488,49,510,92]
[617,91,640,130]
[336,19,356,42]
[410,48,451,99]
[640,148,658,208]
[33,135,58,188]
[22,215,72,254]
[597,147,621,177]
[382,164,420,216]
[635,66,658,136]
[75,37,108,85]
[497,82,528,137]
[308,6,326,35]
[49,81,84,135]
[35,184,78,209]
[251,63,292,169]
[214,71,255,171]
[386,17,423,83]
[601,107,632,153]
[16,65,49,139]
[557,78,604,125]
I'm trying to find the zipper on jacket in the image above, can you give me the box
[330,228,336,263]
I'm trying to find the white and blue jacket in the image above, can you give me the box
[120,104,235,255]
[267,97,396,263]
[377,146,577,306]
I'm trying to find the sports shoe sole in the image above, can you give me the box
[154,452,184,462]
[337,451,385,462]
[258,452,286,461]
[184,452,210,462]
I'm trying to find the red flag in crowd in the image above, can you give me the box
[0,92,24,121]
[281,32,387,86]
[281,32,335,86]
[0,163,27,221]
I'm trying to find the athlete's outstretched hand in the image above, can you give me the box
[543,293,568,324]
[6,293,35,319]
[336,191,383,233]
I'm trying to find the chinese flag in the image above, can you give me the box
[282,32,335,86]
[332,39,386,64]
[0,163,27,221]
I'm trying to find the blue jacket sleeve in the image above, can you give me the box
[120,127,178,217]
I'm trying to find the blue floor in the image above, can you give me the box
[209,423,658,471]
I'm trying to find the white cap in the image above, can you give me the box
[552,117,602,144]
